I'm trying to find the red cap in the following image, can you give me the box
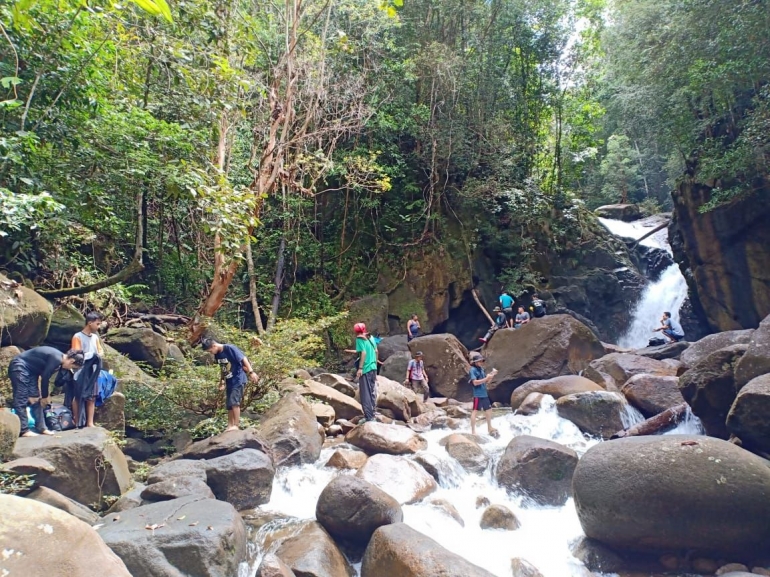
[354,322,367,334]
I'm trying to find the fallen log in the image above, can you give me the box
[471,289,495,325]
[126,313,191,324]
[629,220,669,249]
[612,403,690,439]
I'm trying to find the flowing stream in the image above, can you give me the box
[244,399,648,577]
[598,216,689,348]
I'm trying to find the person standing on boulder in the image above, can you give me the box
[499,291,515,328]
[404,351,429,401]
[202,338,259,431]
[407,314,421,342]
[654,311,685,343]
[70,311,105,428]
[468,351,498,437]
[355,323,378,423]
[8,347,84,437]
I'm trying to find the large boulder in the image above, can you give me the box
[348,294,389,337]
[361,523,496,577]
[176,427,269,460]
[678,344,748,438]
[483,315,605,402]
[595,203,641,221]
[346,421,427,455]
[314,373,356,397]
[94,391,126,434]
[621,374,685,417]
[444,434,489,474]
[140,477,215,502]
[146,458,207,484]
[681,329,754,368]
[479,504,520,530]
[510,375,603,410]
[379,351,412,384]
[26,486,100,524]
[377,334,409,362]
[734,315,770,389]
[275,521,354,577]
[105,327,169,370]
[12,427,131,508]
[356,454,437,504]
[369,375,421,421]
[584,353,678,392]
[573,435,770,557]
[300,379,363,420]
[0,494,131,577]
[726,374,770,454]
[325,448,367,470]
[44,304,85,350]
[257,554,297,577]
[633,341,690,360]
[407,333,472,400]
[495,435,578,506]
[0,274,53,348]
[0,407,20,460]
[555,391,629,439]
[316,475,403,543]
[204,448,275,510]
[100,495,248,577]
[259,393,322,467]
[1,456,55,487]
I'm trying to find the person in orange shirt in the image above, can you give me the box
[71,312,105,428]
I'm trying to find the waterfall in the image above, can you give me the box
[250,398,601,577]
[598,216,689,348]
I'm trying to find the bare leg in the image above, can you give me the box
[85,399,96,427]
[470,410,477,435]
[72,398,80,427]
[225,407,240,431]
[485,409,498,436]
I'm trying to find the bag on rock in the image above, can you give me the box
[648,336,666,347]
[45,404,75,431]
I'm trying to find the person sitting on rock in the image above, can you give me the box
[407,314,421,342]
[531,294,547,318]
[480,307,507,343]
[514,306,531,329]
[8,347,84,437]
[654,311,685,343]
[468,351,498,437]
[354,322,379,424]
[499,291,515,328]
[202,338,259,432]
[70,311,105,428]
[404,351,429,401]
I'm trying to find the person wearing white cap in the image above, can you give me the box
[468,351,498,437]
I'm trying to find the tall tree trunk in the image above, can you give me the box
[246,240,265,335]
[267,235,287,330]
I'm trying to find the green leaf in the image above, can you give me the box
[1,77,22,89]
[129,0,161,17]
[152,0,173,23]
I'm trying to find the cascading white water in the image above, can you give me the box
[250,398,604,577]
[598,216,689,349]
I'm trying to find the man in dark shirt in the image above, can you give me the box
[468,351,498,437]
[8,347,84,437]
[202,338,259,431]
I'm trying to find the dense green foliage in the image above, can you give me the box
[1,0,767,323]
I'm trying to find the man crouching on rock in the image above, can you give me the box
[202,338,259,432]
[469,351,498,437]
[8,347,84,437]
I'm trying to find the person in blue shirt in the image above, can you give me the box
[468,351,498,437]
[654,311,685,343]
[480,307,507,343]
[499,291,515,328]
[202,338,259,431]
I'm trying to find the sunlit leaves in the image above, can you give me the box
[128,0,173,22]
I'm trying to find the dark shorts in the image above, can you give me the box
[503,308,514,321]
[662,329,684,342]
[226,383,244,410]
[473,397,492,411]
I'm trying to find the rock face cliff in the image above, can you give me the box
[671,177,770,332]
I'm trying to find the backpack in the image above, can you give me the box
[44,404,76,431]
[532,299,546,318]
[648,336,666,347]
[95,370,118,407]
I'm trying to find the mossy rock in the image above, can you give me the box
[0,273,53,348]
[330,294,389,350]
[45,304,85,350]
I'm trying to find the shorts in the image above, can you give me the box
[473,397,492,411]
[503,308,514,321]
[662,329,684,342]
[226,383,244,410]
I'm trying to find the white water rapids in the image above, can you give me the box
[598,216,689,349]
[243,399,657,577]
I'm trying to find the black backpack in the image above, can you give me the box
[648,336,666,347]
[532,299,546,318]
[45,404,75,432]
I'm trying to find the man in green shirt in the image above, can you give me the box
[354,322,379,423]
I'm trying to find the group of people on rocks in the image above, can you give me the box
[8,312,105,437]
[480,292,546,343]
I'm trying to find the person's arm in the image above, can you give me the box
[357,348,366,378]
[405,360,413,383]
[241,356,259,383]
[71,334,82,351]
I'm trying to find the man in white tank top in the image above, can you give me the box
[71,311,105,427]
